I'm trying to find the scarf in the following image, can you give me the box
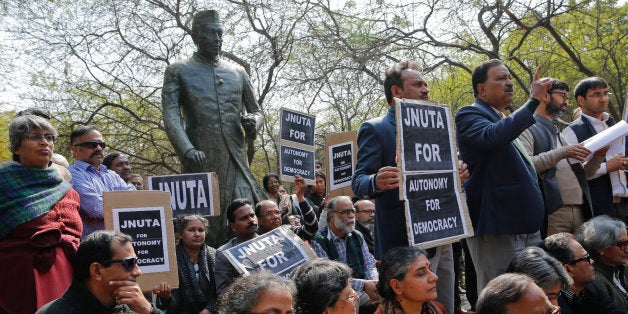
[176,242,213,310]
[0,162,70,240]
[378,300,441,314]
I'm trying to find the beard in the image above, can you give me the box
[333,215,355,234]
[546,100,565,117]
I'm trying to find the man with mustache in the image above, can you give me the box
[37,231,159,314]
[311,196,380,310]
[214,198,259,296]
[455,60,552,291]
[69,126,134,238]
[354,199,375,255]
[103,152,134,188]
[255,175,318,240]
[517,78,604,236]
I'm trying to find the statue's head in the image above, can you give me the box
[192,10,223,58]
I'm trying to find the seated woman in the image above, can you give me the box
[377,246,443,314]
[506,246,573,305]
[263,173,297,219]
[291,259,358,314]
[218,270,295,314]
[0,115,82,313]
[153,215,218,313]
[576,215,628,309]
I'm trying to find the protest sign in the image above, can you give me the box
[280,108,317,184]
[395,98,473,248]
[222,226,316,278]
[147,172,220,216]
[104,191,178,290]
[324,130,357,198]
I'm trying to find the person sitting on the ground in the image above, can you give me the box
[262,173,298,219]
[0,115,82,313]
[542,232,625,314]
[153,215,218,313]
[291,259,358,314]
[218,270,295,314]
[377,246,444,314]
[506,246,573,305]
[476,273,558,314]
[36,230,159,313]
[575,215,628,309]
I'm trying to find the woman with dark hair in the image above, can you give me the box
[153,215,218,313]
[292,259,358,314]
[576,215,628,309]
[0,115,82,313]
[377,246,443,314]
[218,270,295,314]
[263,172,298,220]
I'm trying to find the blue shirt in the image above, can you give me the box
[69,160,134,238]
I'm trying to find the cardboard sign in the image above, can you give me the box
[104,191,178,290]
[324,130,358,198]
[222,226,316,278]
[147,172,220,216]
[280,108,316,146]
[279,145,316,182]
[395,98,473,248]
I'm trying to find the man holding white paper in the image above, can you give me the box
[518,78,604,236]
[562,77,628,218]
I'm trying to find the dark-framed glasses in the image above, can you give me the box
[549,91,569,100]
[100,257,138,271]
[333,208,357,216]
[358,209,375,215]
[73,141,106,149]
[566,254,592,265]
[615,239,628,249]
[25,133,56,143]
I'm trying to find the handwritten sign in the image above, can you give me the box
[280,108,317,185]
[104,191,178,290]
[395,99,473,248]
[147,172,220,216]
[222,226,316,278]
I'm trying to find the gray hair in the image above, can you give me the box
[507,246,573,289]
[576,215,626,258]
[218,270,295,314]
[291,259,351,314]
[476,273,536,314]
[377,246,430,304]
[174,214,208,234]
[542,232,576,264]
[326,195,352,222]
[9,115,57,162]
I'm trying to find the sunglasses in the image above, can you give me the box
[100,257,138,272]
[73,141,106,149]
[567,254,592,265]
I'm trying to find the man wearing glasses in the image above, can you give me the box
[562,77,628,220]
[311,196,380,311]
[354,199,376,255]
[518,78,604,236]
[69,126,134,238]
[543,232,625,314]
[37,230,159,313]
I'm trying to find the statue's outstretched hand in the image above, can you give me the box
[242,114,258,139]
[185,149,207,169]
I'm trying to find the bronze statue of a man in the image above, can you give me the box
[162,10,266,245]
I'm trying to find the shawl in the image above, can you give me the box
[176,242,215,311]
[376,301,442,314]
[0,161,71,240]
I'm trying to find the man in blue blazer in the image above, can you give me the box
[352,61,462,313]
[455,59,551,291]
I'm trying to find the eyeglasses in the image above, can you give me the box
[346,288,357,301]
[333,208,356,216]
[100,257,138,272]
[615,239,628,249]
[358,209,375,215]
[262,210,281,218]
[587,91,612,99]
[25,133,56,143]
[549,91,569,100]
[567,254,592,265]
[73,141,106,149]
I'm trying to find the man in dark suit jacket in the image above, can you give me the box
[352,60,460,313]
[455,59,551,291]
